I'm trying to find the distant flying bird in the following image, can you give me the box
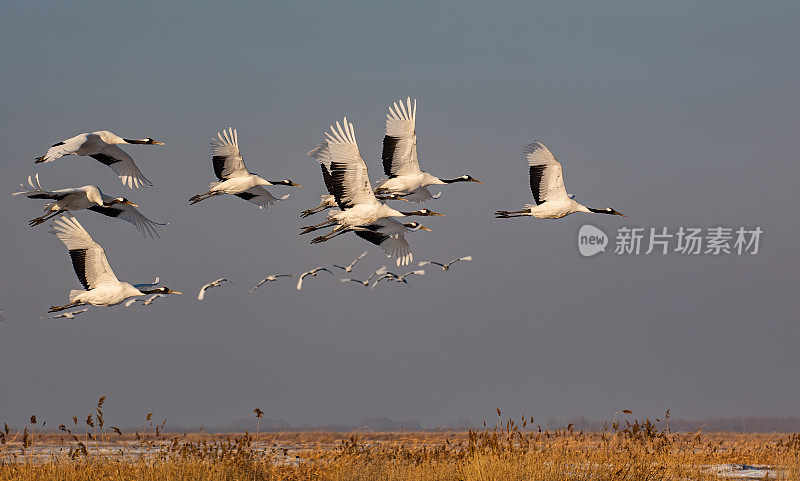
[419,256,473,271]
[312,218,430,266]
[370,272,398,288]
[250,273,295,293]
[48,216,181,312]
[50,308,90,319]
[124,294,167,307]
[373,98,481,200]
[332,251,368,273]
[370,269,426,289]
[495,141,625,219]
[296,267,332,291]
[340,266,388,287]
[189,128,300,209]
[197,278,232,300]
[394,269,426,283]
[302,117,443,236]
[15,174,165,238]
[35,130,164,189]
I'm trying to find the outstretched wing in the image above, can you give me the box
[524,141,568,205]
[91,144,152,189]
[50,216,119,290]
[382,98,421,177]
[14,174,80,201]
[89,195,166,239]
[354,220,413,266]
[401,186,441,203]
[309,118,376,209]
[36,133,89,163]
[234,185,289,209]
[211,128,249,180]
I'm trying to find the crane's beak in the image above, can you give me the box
[420,226,432,232]
[471,178,483,184]
[616,212,627,217]
[289,182,302,187]
[152,140,165,146]
[431,212,445,217]
[170,290,182,295]
[125,201,139,207]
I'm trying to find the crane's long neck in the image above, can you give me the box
[422,173,446,186]
[440,175,480,184]
[440,177,465,184]
[586,206,617,214]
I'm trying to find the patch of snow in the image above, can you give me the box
[705,464,776,479]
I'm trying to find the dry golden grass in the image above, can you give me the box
[2,400,800,480]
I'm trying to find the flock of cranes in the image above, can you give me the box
[190,252,472,302]
[13,97,625,319]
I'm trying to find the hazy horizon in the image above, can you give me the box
[1,1,798,429]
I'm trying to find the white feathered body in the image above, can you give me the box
[15,175,106,211]
[38,130,154,188]
[376,172,443,196]
[327,202,404,227]
[44,187,104,212]
[39,131,126,163]
[526,199,590,219]
[68,283,143,307]
[208,174,271,195]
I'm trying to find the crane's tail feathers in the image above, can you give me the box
[68,290,86,302]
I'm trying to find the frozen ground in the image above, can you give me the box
[706,464,777,479]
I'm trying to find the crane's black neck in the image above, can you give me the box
[140,287,165,294]
[441,177,467,184]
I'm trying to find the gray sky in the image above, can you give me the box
[1,1,798,429]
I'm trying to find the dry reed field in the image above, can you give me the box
[2,399,799,480]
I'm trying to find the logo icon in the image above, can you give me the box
[578,225,608,257]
